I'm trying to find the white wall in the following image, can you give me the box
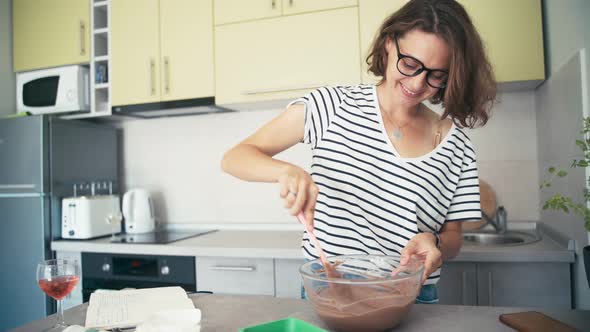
[543,0,590,105]
[121,91,539,225]
[538,0,590,310]
[0,0,15,115]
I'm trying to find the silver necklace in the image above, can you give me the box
[382,108,411,141]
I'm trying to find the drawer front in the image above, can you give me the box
[275,259,305,298]
[196,257,275,295]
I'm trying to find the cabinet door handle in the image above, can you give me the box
[0,184,36,190]
[210,265,256,272]
[149,58,156,95]
[461,271,467,305]
[79,20,86,55]
[488,271,494,306]
[271,0,276,9]
[242,83,324,95]
[163,56,170,94]
[289,0,293,6]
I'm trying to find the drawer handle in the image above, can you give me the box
[210,265,256,272]
[242,83,324,95]
[271,0,276,9]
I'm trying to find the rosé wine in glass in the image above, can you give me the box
[36,259,80,332]
[38,275,80,300]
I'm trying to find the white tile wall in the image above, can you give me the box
[121,90,540,224]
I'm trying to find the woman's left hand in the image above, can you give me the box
[400,232,442,284]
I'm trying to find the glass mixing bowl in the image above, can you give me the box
[299,254,425,332]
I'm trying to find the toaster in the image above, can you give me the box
[62,195,120,239]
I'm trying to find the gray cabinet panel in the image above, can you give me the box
[0,116,47,193]
[476,262,571,309]
[0,196,50,330]
[438,262,477,305]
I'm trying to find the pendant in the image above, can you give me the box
[392,128,403,140]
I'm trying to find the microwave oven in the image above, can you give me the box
[16,65,90,115]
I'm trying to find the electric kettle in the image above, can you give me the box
[122,188,156,234]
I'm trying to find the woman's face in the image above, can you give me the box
[384,29,451,108]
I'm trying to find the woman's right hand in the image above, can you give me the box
[278,164,319,230]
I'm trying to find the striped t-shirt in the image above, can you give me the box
[290,84,481,285]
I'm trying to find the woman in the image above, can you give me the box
[221,0,496,303]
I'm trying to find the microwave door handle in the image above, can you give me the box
[79,20,86,56]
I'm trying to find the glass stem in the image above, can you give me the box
[56,299,65,326]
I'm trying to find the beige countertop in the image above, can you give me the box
[51,222,575,262]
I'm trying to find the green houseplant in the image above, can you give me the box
[540,117,590,286]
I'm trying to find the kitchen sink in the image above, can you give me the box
[462,231,541,246]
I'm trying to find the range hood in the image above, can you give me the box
[112,97,234,118]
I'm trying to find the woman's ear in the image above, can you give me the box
[384,37,393,55]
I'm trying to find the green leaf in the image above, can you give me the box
[557,170,568,177]
[578,160,589,167]
[576,140,587,151]
[548,166,556,174]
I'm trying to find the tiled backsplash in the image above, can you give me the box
[122,90,539,224]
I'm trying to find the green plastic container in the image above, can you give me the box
[238,318,327,332]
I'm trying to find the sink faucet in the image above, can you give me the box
[482,206,507,234]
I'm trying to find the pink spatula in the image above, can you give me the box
[297,212,339,278]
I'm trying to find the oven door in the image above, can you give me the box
[82,253,196,302]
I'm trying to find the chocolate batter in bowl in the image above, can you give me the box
[300,255,425,332]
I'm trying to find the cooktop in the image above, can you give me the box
[110,229,217,244]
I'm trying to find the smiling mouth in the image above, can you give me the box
[400,84,420,97]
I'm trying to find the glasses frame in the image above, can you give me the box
[393,36,449,89]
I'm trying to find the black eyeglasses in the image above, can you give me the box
[394,37,449,89]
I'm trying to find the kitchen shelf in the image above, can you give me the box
[63,0,112,119]
[94,28,108,35]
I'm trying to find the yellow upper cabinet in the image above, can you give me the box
[281,0,357,16]
[459,0,545,83]
[112,0,161,106]
[358,0,407,84]
[160,0,214,101]
[358,0,545,85]
[13,0,90,72]
[215,7,360,105]
[112,0,214,106]
[214,0,282,25]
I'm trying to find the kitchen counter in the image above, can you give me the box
[51,222,575,262]
[10,294,590,332]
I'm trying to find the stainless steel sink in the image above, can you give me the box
[463,231,541,246]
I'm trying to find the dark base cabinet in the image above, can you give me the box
[438,262,571,309]
[437,263,477,305]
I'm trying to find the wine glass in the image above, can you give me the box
[36,259,80,331]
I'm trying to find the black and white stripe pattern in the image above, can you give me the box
[289,85,481,284]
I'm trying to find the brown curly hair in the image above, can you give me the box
[366,0,496,128]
